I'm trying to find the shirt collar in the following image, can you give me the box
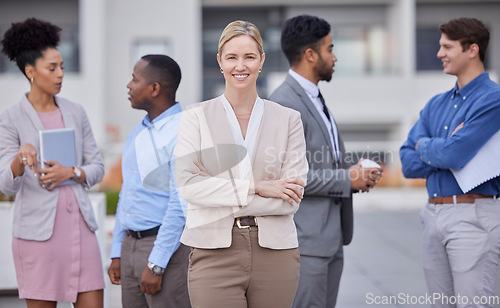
[453,71,489,98]
[289,69,320,98]
[142,102,181,130]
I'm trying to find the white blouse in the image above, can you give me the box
[220,94,264,179]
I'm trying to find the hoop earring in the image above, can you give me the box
[220,69,223,74]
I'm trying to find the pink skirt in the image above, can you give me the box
[12,186,104,302]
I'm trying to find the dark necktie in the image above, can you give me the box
[318,91,331,121]
[318,91,339,161]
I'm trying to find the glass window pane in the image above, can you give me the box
[416,27,442,71]
[0,26,80,74]
[132,39,172,67]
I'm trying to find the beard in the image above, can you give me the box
[315,54,333,82]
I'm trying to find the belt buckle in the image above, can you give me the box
[235,216,257,229]
[236,217,250,229]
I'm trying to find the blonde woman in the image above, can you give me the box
[174,20,309,307]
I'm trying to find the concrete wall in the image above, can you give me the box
[0,0,202,150]
[0,0,108,145]
[104,0,202,148]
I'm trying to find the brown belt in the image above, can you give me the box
[429,194,495,204]
[234,216,258,229]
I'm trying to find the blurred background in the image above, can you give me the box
[1,0,500,306]
[2,0,500,196]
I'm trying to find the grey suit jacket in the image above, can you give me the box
[270,74,354,257]
[0,94,104,241]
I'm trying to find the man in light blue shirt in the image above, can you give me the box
[401,18,500,307]
[108,55,190,308]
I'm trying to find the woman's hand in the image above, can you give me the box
[12,143,38,177]
[254,178,306,206]
[190,160,211,177]
[38,160,74,191]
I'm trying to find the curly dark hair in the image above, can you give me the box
[1,17,61,77]
[281,15,331,66]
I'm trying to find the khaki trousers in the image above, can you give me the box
[188,226,300,308]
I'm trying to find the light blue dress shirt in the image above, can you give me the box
[110,103,187,268]
[400,72,500,198]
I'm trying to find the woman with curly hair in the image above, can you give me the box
[0,18,104,308]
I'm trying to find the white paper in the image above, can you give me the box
[451,130,500,193]
[360,159,381,169]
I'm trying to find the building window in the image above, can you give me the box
[416,26,491,71]
[0,26,80,74]
[332,26,389,75]
[416,27,442,71]
[132,39,172,68]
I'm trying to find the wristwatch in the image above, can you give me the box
[72,166,81,180]
[147,261,165,276]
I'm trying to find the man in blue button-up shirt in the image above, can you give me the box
[401,18,500,306]
[108,55,190,308]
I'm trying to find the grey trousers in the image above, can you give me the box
[421,198,500,308]
[120,235,191,308]
[292,240,344,308]
[187,226,300,308]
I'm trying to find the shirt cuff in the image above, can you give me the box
[0,168,23,196]
[110,243,122,259]
[110,231,124,259]
[416,137,432,166]
[149,241,182,268]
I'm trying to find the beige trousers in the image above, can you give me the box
[188,226,300,308]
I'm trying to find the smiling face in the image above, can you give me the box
[26,47,64,96]
[127,59,153,111]
[437,33,471,77]
[217,35,265,92]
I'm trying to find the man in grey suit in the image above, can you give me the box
[270,15,382,307]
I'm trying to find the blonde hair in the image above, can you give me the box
[218,20,264,56]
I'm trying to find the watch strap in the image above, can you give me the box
[147,261,165,275]
[72,166,81,180]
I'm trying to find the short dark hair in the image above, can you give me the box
[141,54,182,96]
[439,18,489,62]
[280,15,331,66]
[1,18,61,78]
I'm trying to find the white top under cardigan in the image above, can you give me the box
[220,94,264,180]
